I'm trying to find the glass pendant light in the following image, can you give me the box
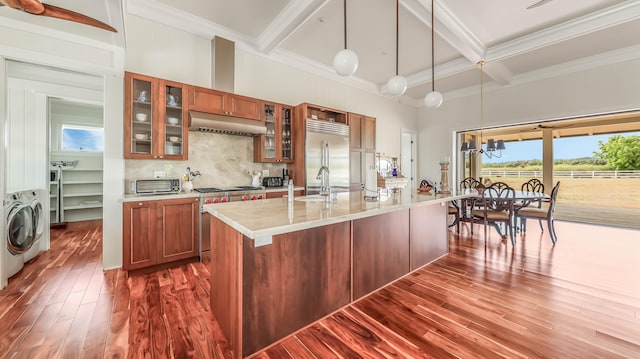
[424,0,443,108]
[385,0,407,96]
[334,0,358,77]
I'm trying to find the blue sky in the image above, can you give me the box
[483,131,640,163]
[62,127,104,151]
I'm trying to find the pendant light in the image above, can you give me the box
[333,0,359,77]
[424,0,443,108]
[385,0,407,96]
[460,60,505,158]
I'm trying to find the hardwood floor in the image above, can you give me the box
[0,219,638,358]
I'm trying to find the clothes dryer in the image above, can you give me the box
[23,189,45,262]
[4,191,36,277]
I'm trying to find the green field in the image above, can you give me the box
[481,176,640,209]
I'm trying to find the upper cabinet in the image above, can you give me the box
[349,113,376,191]
[124,72,188,160]
[188,85,261,121]
[254,102,293,163]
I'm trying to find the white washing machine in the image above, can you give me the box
[4,190,37,278]
[23,189,46,262]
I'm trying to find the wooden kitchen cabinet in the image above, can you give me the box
[123,197,199,270]
[254,102,294,163]
[188,85,261,121]
[349,113,376,191]
[124,72,189,160]
[290,103,348,186]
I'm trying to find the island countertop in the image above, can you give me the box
[203,190,472,245]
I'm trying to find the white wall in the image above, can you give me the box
[418,58,640,185]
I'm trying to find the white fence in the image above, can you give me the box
[481,170,640,179]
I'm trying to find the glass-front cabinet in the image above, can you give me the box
[254,102,293,163]
[124,72,188,160]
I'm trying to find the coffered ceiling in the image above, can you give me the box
[2,0,640,106]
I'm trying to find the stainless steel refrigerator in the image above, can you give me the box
[305,119,350,195]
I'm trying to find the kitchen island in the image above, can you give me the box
[204,190,472,358]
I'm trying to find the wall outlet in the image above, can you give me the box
[262,169,269,177]
[154,171,166,179]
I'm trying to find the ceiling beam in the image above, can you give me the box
[486,1,640,62]
[403,0,513,86]
[257,0,329,54]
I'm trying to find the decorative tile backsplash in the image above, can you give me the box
[124,131,286,192]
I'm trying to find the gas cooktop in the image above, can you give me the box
[194,186,264,193]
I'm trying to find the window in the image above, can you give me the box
[61,124,104,152]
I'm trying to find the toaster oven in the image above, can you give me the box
[131,179,181,195]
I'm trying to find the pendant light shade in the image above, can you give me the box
[334,0,358,77]
[386,75,408,96]
[385,0,407,96]
[334,49,359,76]
[424,0,443,108]
[424,91,443,108]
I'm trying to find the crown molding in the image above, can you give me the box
[486,1,640,62]
[126,0,256,48]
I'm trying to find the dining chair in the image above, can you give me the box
[471,184,516,245]
[515,181,561,245]
[448,200,460,233]
[518,178,545,231]
[458,177,481,232]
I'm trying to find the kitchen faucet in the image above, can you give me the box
[316,165,330,196]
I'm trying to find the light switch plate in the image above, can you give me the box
[154,171,166,178]
[262,169,269,177]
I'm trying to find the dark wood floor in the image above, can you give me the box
[1,219,639,358]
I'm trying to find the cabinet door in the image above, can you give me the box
[257,102,278,162]
[363,116,376,151]
[349,113,363,150]
[123,201,157,270]
[188,85,227,114]
[125,72,159,159]
[254,103,294,163]
[161,80,188,160]
[281,106,293,161]
[157,198,199,264]
[227,94,260,120]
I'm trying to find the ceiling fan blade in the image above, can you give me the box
[527,0,553,10]
[40,3,117,32]
[0,0,44,13]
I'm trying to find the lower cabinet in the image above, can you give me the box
[123,197,199,270]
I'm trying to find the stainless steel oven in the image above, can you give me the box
[195,186,266,257]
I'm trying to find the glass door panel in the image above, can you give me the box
[132,78,153,155]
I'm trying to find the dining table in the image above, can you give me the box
[458,188,551,238]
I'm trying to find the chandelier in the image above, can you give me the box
[460,60,506,158]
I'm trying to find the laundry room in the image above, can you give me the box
[2,61,104,285]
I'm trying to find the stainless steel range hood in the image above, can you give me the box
[188,111,266,136]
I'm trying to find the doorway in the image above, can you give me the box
[401,129,417,190]
[5,61,104,253]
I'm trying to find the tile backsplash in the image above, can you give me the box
[124,131,286,192]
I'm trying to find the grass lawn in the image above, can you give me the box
[481,177,640,209]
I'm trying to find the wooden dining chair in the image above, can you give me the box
[515,181,561,245]
[518,178,545,231]
[448,200,460,233]
[471,184,516,245]
[458,177,481,232]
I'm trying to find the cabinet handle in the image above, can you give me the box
[159,156,163,158]
[138,202,143,206]
[195,198,199,202]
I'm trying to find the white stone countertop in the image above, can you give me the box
[204,190,474,246]
[122,192,200,202]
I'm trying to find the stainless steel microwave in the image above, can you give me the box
[131,179,181,195]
